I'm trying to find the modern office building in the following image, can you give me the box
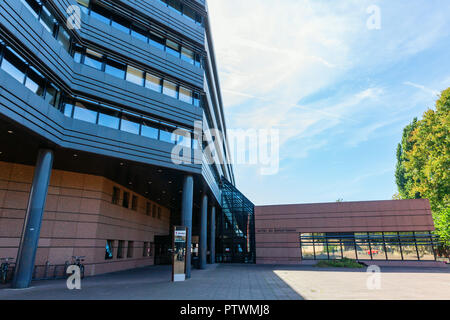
[255,199,448,266]
[0,0,256,288]
[0,0,447,290]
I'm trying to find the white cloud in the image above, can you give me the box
[207,0,450,190]
[403,81,440,97]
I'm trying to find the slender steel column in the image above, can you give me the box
[199,194,208,269]
[209,206,216,264]
[12,149,54,289]
[181,175,194,278]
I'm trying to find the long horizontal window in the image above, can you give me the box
[21,0,73,53]
[0,39,62,108]
[0,35,201,151]
[62,96,197,149]
[300,232,444,262]
[72,46,202,107]
[157,0,203,25]
[78,0,203,68]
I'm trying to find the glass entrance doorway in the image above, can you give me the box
[217,178,255,263]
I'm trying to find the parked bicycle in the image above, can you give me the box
[1,257,14,284]
[66,256,85,279]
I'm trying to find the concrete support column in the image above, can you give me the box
[209,206,216,264]
[199,194,208,269]
[12,149,54,289]
[181,175,194,278]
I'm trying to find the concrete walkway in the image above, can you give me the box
[0,264,449,300]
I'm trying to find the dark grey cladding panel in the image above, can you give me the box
[80,14,204,88]
[0,1,203,127]
[0,0,74,85]
[0,69,201,174]
[52,0,205,45]
[121,0,205,45]
[2,0,204,89]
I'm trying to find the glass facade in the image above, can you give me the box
[217,179,255,263]
[61,96,197,149]
[300,232,444,261]
[77,0,203,67]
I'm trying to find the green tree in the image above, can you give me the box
[395,118,419,198]
[404,88,450,211]
[396,87,450,246]
[433,207,450,245]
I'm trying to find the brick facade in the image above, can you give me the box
[0,161,170,277]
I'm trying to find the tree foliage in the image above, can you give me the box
[395,87,450,245]
[395,118,419,199]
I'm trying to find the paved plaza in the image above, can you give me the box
[0,264,449,300]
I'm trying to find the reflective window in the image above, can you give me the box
[179,87,193,104]
[39,4,57,34]
[355,233,372,260]
[105,58,126,79]
[163,80,178,98]
[77,0,90,14]
[299,232,441,261]
[44,83,61,107]
[167,0,182,14]
[98,108,120,129]
[90,3,111,25]
[131,25,148,43]
[176,130,192,147]
[22,0,73,53]
[141,120,159,140]
[120,113,140,135]
[326,236,342,260]
[25,66,45,96]
[63,103,74,117]
[194,53,202,68]
[73,45,84,64]
[105,240,114,260]
[159,125,176,144]
[126,65,144,86]
[166,39,180,58]
[341,235,357,259]
[111,14,130,34]
[183,6,196,23]
[21,0,40,19]
[1,47,27,84]
[117,240,124,259]
[73,102,97,123]
[145,73,162,92]
[72,44,203,106]
[300,234,315,260]
[312,233,328,260]
[84,49,103,70]
[193,92,201,107]
[57,27,71,52]
[149,32,165,51]
[368,232,387,260]
[181,47,194,64]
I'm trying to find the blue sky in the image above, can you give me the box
[208,0,450,205]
